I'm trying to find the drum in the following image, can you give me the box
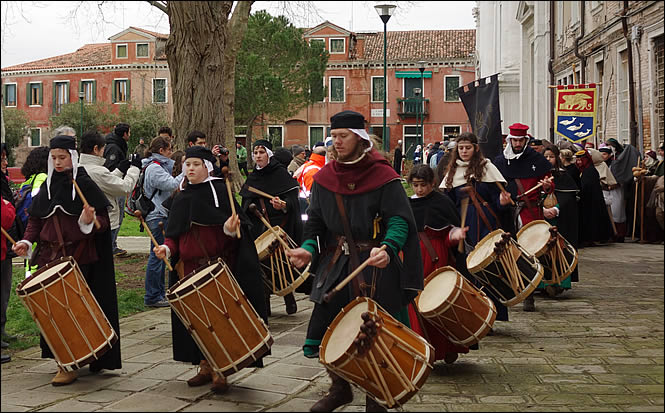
[16,257,117,371]
[166,259,273,377]
[415,266,496,347]
[466,229,544,306]
[254,225,310,296]
[517,220,578,285]
[320,297,434,409]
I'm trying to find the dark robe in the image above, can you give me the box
[637,176,665,243]
[565,163,582,190]
[393,147,403,174]
[303,150,423,355]
[578,166,613,245]
[23,168,120,370]
[407,191,469,360]
[165,179,268,365]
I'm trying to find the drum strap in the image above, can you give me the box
[465,184,497,235]
[516,179,542,220]
[259,198,289,229]
[334,193,363,298]
[418,232,439,264]
[192,226,211,262]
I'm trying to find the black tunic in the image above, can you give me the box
[578,166,612,245]
[550,168,580,282]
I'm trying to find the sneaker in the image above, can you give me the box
[146,299,169,308]
[113,248,128,257]
[1,340,8,349]
[1,353,10,364]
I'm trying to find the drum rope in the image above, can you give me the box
[358,356,390,404]
[71,271,111,357]
[23,295,71,368]
[367,348,395,406]
[270,254,277,291]
[283,247,296,284]
[474,268,512,303]
[277,247,288,289]
[375,334,414,391]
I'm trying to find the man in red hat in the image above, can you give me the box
[493,122,554,312]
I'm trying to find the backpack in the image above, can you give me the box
[125,160,161,224]
[14,176,37,228]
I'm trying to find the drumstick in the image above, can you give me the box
[247,186,287,208]
[134,211,173,271]
[323,244,388,303]
[517,176,553,199]
[1,227,16,246]
[72,179,101,229]
[632,176,639,240]
[495,182,515,205]
[248,204,291,251]
[458,197,469,253]
[221,166,241,239]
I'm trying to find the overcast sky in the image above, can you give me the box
[1,1,476,69]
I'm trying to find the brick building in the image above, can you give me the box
[2,22,476,164]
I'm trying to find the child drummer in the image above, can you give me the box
[12,134,121,385]
[407,164,470,363]
[153,146,268,393]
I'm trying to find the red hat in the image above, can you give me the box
[508,123,529,137]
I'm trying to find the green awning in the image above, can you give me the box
[395,71,432,78]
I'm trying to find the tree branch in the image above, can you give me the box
[146,0,168,14]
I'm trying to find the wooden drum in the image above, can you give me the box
[16,257,118,371]
[167,259,273,377]
[517,220,578,285]
[254,225,310,296]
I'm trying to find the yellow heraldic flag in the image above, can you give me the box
[554,84,598,143]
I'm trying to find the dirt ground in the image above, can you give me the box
[114,253,149,289]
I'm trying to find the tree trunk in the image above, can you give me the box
[245,115,258,170]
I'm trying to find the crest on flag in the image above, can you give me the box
[554,84,598,143]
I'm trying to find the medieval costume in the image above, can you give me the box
[575,150,613,246]
[163,146,268,391]
[239,140,303,315]
[301,111,423,412]
[407,189,470,362]
[17,135,120,382]
[441,159,510,322]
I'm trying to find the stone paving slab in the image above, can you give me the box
[1,242,663,411]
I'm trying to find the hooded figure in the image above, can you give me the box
[574,150,613,246]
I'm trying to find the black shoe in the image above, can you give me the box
[145,299,169,308]
[1,353,10,364]
[365,395,387,412]
[522,295,535,312]
[284,293,297,315]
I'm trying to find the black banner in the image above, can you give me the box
[456,73,502,161]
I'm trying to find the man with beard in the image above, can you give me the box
[286,110,423,412]
[494,123,553,312]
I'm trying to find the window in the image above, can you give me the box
[309,38,325,49]
[329,38,345,54]
[444,76,461,101]
[267,126,283,148]
[113,79,129,103]
[30,128,41,147]
[594,58,604,141]
[618,49,630,142]
[443,126,461,140]
[152,78,167,103]
[372,76,386,103]
[28,82,42,106]
[570,1,580,26]
[309,126,324,148]
[116,44,128,59]
[137,43,149,58]
[235,126,247,140]
[54,81,69,114]
[309,74,325,102]
[81,80,96,103]
[329,77,345,102]
[3,83,16,107]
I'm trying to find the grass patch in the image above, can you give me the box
[118,214,148,237]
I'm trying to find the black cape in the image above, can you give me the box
[578,166,612,245]
[167,179,268,365]
[409,190,459,231]
[494,146,552,179]
[550,168,580,282]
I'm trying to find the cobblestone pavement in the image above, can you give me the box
[1,241,663,412]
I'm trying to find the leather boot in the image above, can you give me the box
[210,372,229,393]
[51,366,78,386]
[187,359,214,387]
[522,293,535,312]
[310,370,353,412]
[265,288,272,317]
[443,352,459,364]
[284,293,297,315]
[366,395,388,412]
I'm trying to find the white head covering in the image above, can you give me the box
[46,148,79,201]
[349,128,374,152]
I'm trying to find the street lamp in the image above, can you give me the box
[375,3,396,152]
[78,90,85,137]
[413,87,422,152]
[418,61,427,148]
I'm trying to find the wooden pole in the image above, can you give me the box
[248,204,291,251]
[72,179,101,229]
[495,182,515,205]
[1,227,16,246]
[247,186,286,208]
[323,245,388,303]
[639,172,645,243]
[458,197,469,253]
[134,211,173,271]
[221,167,241,238]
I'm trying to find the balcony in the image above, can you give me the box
[397,97,429,119]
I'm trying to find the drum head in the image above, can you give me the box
[323,300,368,363]
[517,220,550,256]
[22,261,71,290]
[467,230,504,270]
[418,268,458,313]
[254,226,285,256]
[173,262,219,293]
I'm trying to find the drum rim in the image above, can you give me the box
[16,256,76,296]
[255,226,288,258]
[272,263,311,296]
[516,220,551,257]
[416,266,462,315]
[447,293,497,347]
[57,330,118,372]
[166,258,227,300]
[502,261,545,306]
[466,229,505,273]
[215,336,274,377]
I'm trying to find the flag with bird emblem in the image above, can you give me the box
[555,84,598,143]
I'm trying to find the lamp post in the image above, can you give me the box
[418,61,426,148]
[413,87,422,152]
[375,4,396,152]
[78,91,85,137]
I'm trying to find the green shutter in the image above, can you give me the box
[79,80,83,94]
[112,80,116,103]
[126,78,130,102]
[369,126,374,134]
[3,85,6,106]
[92,81,97,102]
[26,84,30,106]
[66,82,70,104]
[52,82,56,113]
[385,126,390,141]
[39,83,43,105]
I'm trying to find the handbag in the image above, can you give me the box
[543,192,558,209]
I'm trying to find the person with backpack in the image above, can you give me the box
[1,194,16,363]
[79,130,141,257]
[16,147,49,278]
[103,123,131,257]
[141,136,181,308]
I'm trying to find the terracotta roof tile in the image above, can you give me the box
[129,26,169,40]
[361,29,475,61]
[2,43,111,71]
